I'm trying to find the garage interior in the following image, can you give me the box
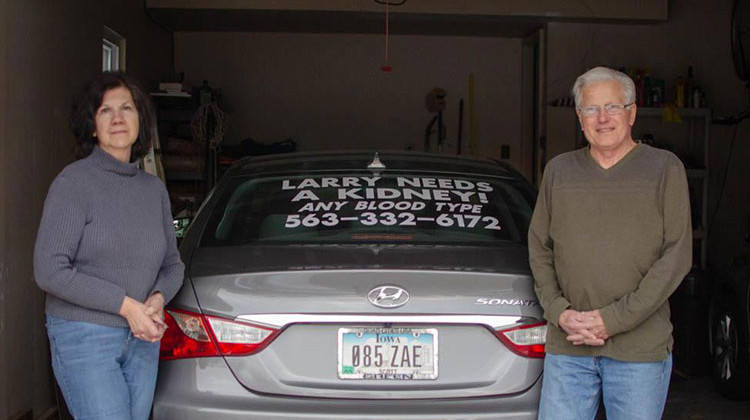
[1,0,750,418]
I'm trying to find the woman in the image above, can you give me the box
[34,72,184,420]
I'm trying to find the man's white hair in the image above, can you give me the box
[572,66,636,108]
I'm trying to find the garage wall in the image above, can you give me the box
[0,0,8,415]
[544,0,750,268]
[174,32,523,166]
[0,1,172,418]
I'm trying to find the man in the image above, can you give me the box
[528,66,692,420]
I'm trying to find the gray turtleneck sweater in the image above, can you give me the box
[34,146,184,327]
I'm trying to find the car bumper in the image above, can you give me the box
[153,358,541,420]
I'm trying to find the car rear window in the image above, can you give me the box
[199,172,534,246]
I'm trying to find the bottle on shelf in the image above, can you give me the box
[693,87,704,108]
[651,79,664,107]
[635,70,646,107]
[676,76,686,108]
[686,66,695,107]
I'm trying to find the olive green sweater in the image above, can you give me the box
[528,144,692,362]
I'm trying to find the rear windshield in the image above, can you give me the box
[200,172,534,246]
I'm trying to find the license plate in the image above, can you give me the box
[337,327,438,380]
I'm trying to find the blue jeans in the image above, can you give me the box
[538,353,672,420]
[46,315,160,420]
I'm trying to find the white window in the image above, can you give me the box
[102,26,125,71]
[102,38,119,71]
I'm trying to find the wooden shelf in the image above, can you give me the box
[637,107,711,118]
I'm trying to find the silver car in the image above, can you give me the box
[153,151,545,419]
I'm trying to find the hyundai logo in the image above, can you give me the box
[367,285,410,309]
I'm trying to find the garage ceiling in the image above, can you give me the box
[146,8,544,37]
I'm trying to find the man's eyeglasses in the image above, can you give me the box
[577,103,634,117]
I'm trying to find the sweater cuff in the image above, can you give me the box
[546,297,572,328]
[598,305,624,336]
[150,275,182,304]
[104,288,128,316]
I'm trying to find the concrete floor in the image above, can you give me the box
[49,372,750,420]
[592,372,750,419]
[662,374,750,420]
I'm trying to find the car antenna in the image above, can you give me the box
[367,152,386,169]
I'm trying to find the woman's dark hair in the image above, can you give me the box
[70,71,157,161]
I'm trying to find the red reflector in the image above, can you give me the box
[160,308,219,360]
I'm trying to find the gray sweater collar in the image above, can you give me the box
[89,146,139,177]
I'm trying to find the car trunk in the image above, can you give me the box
[186,244,543,399]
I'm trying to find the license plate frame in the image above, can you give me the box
[337,327,438,380]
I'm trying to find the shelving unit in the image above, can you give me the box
[151,93,211,217]
[634,107,711,269]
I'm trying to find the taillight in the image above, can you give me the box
[160,308,279,361]
[494,321,547,358]
[160,308,218,360]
